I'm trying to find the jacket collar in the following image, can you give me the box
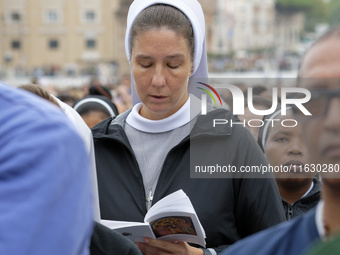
[281,177,321,205]
[308,177,322,199]
[92,110,131,146]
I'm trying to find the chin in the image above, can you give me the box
[276,176,312,188]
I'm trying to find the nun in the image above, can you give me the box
[73,96,118,128]
[92,0,286,254]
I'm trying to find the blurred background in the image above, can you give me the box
[0,0,337,108]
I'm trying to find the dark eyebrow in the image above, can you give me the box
[134,53,185,60]
[165,54,185,59]
[135,54,152,60]
[271,130,292,137]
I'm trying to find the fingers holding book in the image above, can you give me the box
[136,238,204,255]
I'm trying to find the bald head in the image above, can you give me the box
[299,26,340,78]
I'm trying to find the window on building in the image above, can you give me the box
[49,40,59,49]
[84,10,97,23]
[11,12,21,22]
[11,40,21,49]
[45,10,60,23]
[86,39,96,49]
[254,5,260,14]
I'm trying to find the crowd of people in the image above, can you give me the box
[1,0,340,255]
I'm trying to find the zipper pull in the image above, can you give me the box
[146,189,153,211]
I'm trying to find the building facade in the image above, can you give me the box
[274,11,305,50]
[0,0,131,76]
[0,0,303,78]
[199,0,276,55]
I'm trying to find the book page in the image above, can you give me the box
[145,190,195,220]
[101,219,147,229]
[147,212,206,247]
[100,220,155,242]
[144,190,206,247]
[100,190,206,247]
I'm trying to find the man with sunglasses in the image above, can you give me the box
[221,26,340,255]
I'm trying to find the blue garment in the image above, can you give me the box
[221,208,320,255]
[0,83,93,255]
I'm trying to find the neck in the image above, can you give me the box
[323,182,340,236]
[277,179,313,204]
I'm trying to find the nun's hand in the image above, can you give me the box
[136,238,204,255]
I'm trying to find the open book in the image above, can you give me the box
[101,189,206,247]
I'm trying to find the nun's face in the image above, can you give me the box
[131,27,193,120]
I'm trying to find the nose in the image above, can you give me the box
[151,65,166,87]
[288,139,304,156]
[324,98,340,133]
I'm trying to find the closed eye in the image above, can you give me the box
[140,63,152,68]
[167,64,180,69]
[276,137,288,142]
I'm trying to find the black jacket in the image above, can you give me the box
[282,177,321,220]
[92,108,286,254]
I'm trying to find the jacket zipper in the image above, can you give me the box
[97,132,232,212]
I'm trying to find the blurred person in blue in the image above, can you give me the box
[0,82,93,255]
[92,0,285,254]
[221,25,340,255]
[19,83,101,220]
[18,83,142,255]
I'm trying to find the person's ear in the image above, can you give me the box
[189,66,194,77]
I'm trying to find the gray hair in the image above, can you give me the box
[129,4,194,61]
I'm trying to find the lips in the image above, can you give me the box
[149,95,168,102]
[151,95,166,99]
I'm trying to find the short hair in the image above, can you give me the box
[130,4,194,61]
[19,84,60,108]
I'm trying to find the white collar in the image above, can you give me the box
[126,94,201,133]
[301,181,314,199]
[315,201,326,241]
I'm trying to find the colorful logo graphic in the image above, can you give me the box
[196,82,222,106]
